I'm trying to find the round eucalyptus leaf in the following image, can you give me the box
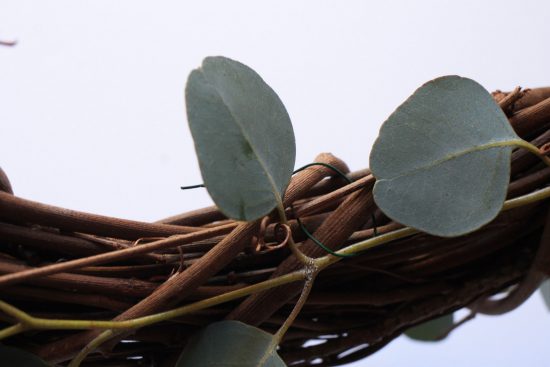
[176,320,286,367]
[370,76,521,237]
[540,279,550,311]
[186,56,296,221]
[405,314,454,342]
[0,345,50,366]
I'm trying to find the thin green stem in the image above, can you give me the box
[68,330,115,367]
[503,185,550,210]
[0,270,306,339]
[273,268,317,343]
[314,227,420,269]
[0,323,26,339]
[0,299,34,324]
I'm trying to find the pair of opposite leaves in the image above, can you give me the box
[188,56,519,238]
[182,56,522,365]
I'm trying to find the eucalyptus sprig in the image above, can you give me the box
[2,56,550,367]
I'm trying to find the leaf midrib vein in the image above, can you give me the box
[377,139,521,182]
[202,71,284,210]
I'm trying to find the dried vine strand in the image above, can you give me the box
[291,162,369,258]
[272,161,355,265]
[54,153,347,364]
[0,223,237,287]
[293,162,353,183]
[1,184,550,344]
[295,215,356,258]
[0,270,306,340]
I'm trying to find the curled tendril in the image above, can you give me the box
[264,223,291,251]
[253,218,291,253]
[250,216,270,252]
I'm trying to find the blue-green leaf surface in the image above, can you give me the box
[0,345,50,366]
[370,76,521,237]
[405,314,454,342]
[186,56,295,221]
[176,320,286,367]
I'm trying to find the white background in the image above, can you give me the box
[1,1,549,366]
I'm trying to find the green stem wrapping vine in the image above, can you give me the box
[0,182,547,337]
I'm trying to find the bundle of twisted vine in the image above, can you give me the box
[1,86,550,366]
